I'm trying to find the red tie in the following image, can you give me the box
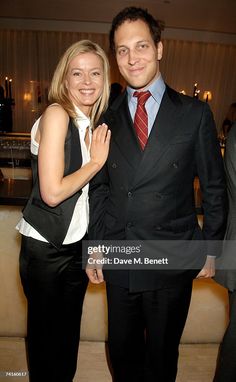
[133,91,151,150]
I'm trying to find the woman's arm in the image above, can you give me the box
[37,104,110,207]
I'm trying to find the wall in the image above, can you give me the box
[0,18,236,133]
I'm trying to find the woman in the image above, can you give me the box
[17,39,110,382]
[214,122,236,382]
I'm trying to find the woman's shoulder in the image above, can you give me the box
[37,104,70,143]
[43,103,69,120]
[40,104,69,130]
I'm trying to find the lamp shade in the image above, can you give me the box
[203,91,212,102]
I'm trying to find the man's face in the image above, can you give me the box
[114,19,163,90]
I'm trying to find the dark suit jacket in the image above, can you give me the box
[89,85,227,292]
[215,122,236,291]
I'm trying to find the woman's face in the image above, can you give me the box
[65,52,104,116]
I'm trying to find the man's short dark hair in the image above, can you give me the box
[109,6,162,53]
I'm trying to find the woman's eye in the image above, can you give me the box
[91,71,101,77]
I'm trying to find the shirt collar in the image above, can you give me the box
[127,74,166,104]
[73,105,91,132]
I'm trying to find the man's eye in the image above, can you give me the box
[117,48,128,56]
[137,44,148,50]
[73,72,82,76]
[91,71,101,77]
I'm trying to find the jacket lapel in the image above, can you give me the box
[105,87,185,185]
[133,86,185,185]
[105,92,143,169]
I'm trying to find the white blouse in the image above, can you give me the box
[16,107,92,244]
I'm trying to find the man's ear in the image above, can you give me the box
[157,41,163,61]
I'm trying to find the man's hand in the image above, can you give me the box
[86,249,104,284]
[196,256,215,278]
[86,267,104,284]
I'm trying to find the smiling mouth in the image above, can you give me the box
[79,89,95,95]
[129,68,144,75]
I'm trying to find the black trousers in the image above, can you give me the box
[213,290,236,382]
[19,235,88,382]
[106,281,193,382]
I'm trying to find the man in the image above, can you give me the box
[213,122,236,382]
[87,6,227,382]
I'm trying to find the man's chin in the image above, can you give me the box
[128,82,149,90]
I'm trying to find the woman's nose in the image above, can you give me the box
[83,73,92,84]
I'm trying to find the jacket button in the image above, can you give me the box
[127,191,132,197]
[111,163,117,168]
[127,222,133,228]
[155,225,162,231]
[172,162,179,168]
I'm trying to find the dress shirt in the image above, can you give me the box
[127,74,166,135]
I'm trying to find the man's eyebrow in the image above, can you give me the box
[116,40,149,49]
[116,44,128,49]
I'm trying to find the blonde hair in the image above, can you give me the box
[48,39,110,127]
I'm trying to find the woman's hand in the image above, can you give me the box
[90,123,111,169]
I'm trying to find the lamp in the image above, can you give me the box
[203,91,212,102]
[23,92,32,102]
[193,83,198,97]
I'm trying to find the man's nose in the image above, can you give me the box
[128,49,139,65]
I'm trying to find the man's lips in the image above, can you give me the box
[128,67,144,75]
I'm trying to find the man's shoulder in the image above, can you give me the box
[108,91,127,111]
[166,85,205,108]
[101,92,127,126]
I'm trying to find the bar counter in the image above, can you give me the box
[0,178,32,206]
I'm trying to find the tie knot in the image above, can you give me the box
[133,90,151,105]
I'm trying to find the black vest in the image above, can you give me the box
[23,118,83,249]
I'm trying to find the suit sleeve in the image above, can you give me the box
[224,123,236,191]
[88,163,109,240]
[195,103,228,254]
